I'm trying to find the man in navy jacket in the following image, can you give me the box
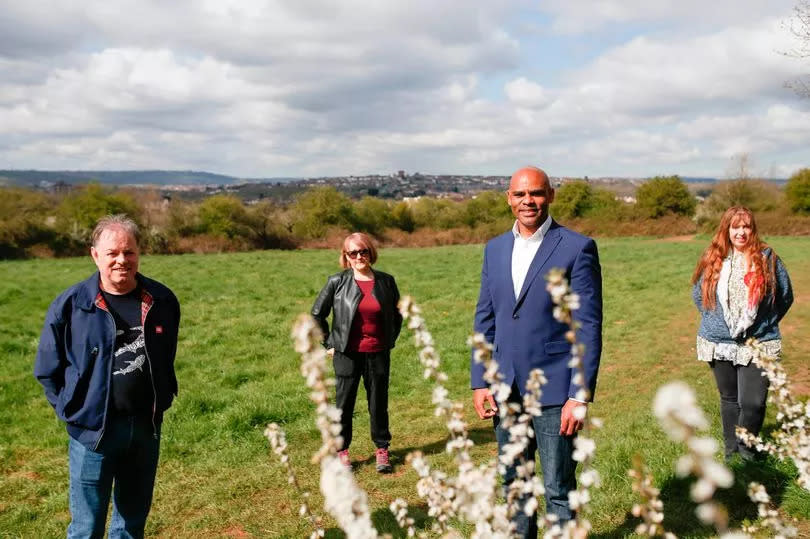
[471,167,602,535]
[35,215,180,538]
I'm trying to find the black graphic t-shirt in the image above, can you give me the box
[102,287,154,416]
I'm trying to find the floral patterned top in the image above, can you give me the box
[697,251,782,366]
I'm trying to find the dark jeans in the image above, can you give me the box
[710,360,769,459]
[494,383,576,537]
[334,350,391,450]
[67,415,161,539]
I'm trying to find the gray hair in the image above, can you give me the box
[91,214,141,247]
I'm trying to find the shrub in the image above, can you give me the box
[390,201,415,232]
[553,180,593,220]
[352,196,392,235]
[704,179,781,214]
[636,176,696,218]
[57,183,142,235]
[289,187,356,239]
[462,190,511,227]
[786,168,810,215]
[198,195,251,239]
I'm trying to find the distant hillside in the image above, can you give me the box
[0,170,299,187]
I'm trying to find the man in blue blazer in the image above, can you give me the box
[471,166,602,534]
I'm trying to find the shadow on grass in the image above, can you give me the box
[349,426,497,471]
[590,455,795,538]
[321,503,433,538]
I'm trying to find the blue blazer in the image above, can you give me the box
[471,220,603,406]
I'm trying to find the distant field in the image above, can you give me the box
[2,237,810,537]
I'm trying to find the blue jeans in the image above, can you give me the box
[67,415,161,539]
[494,386,576,538]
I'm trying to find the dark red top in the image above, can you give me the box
[347,279,385,352]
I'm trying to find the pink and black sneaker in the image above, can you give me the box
[375,447,392,473]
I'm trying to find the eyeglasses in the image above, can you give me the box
[345,249,370,259]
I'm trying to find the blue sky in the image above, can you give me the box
[0,0,807,179]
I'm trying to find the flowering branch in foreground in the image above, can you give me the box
[736,338,810,491]
[264,423,325,538]
[742,482,797,538]
[290,314,378,538]
[653,382,733,534]
[400,297,511,537]
[545,269,603,538]
[628,455,674,538]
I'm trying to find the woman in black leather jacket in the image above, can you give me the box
[311,232,402,473]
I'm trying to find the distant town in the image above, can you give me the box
[0,169,782,204]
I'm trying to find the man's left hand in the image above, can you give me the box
[559,399,587,436]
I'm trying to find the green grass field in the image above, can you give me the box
[2,237,810,538]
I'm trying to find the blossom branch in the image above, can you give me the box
[264,423,325,538]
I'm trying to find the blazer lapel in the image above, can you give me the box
[500,232,517,308]
[514,223,561,311]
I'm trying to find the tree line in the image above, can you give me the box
[1,169,809,259]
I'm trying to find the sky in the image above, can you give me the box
[1,0,808,179]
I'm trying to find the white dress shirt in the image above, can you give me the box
[511,215,552,299]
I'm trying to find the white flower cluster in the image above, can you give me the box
[320,455,378,539]
[291,314,379,538]
[741,482,797,538]
[264,423,324,538]
[736,339,810,490]
[400,297,516,537]
[545,269,603,537]
[389,498,416,537]
[653,382,734,533]
[628,455,674,538]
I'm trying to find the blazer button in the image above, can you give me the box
[512,313,519,319]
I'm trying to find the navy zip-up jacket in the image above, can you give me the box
[34,272,180,449]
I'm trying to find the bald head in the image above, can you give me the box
[507,166,554,237]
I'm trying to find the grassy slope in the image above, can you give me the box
[1,237,809,537]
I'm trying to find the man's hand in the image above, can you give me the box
[472,388,498,419]
[560,399,587,436]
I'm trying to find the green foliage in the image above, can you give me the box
[786,168,810,215]
[289,186,356,238]
[197,195,251,239]
[462,190,511,227]
[57,183,141,232]
[0,189,57,258]
[390,201,415,232]
[552,181,624,221]
[244,201,295,249]
[410,197,465,229]
[636,175,696,218]
[704,179,781,214]
[553,180,594,219]
[353,196,392,235]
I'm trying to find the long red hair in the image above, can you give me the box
[691,206,775,310]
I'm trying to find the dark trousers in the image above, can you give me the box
[710,360,769,459]
[494,383,576,537]
[333,350,391,451]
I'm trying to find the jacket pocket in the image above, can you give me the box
[544,340,570,355]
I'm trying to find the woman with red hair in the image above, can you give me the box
[692,207,793,461]
[311,232,402,473]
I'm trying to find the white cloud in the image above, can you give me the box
[0,0,807,177]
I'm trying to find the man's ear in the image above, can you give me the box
[90,246,98,263]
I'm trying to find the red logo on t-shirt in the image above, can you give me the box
[155,326,163,334]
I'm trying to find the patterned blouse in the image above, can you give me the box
[697,251,781,365]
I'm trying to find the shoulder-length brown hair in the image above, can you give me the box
[691,206,775,309]
[339,232,378,269]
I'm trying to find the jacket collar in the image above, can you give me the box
[76,272,169,310]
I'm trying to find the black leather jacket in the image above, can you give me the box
[311,269,403,352]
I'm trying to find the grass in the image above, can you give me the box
[1,237,809,537]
